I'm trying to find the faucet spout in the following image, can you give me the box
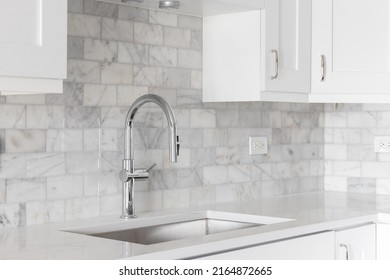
[120,94,179,219]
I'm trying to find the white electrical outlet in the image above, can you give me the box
[374,136,390,153]
[249,136,268,155]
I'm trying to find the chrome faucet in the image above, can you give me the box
[118,94,179,219]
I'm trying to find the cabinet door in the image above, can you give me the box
[312,0,390,94]
[203,11,262,102]
[335,224,376,260]
[263,0,311,94]
[0,0,67,93]
[197,231,335,260]
[376,223,390,260]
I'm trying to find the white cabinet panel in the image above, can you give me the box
[0,0,67,94]
[203,11,263,102]
[335,224,376,260]
[376,223,390,260]
[197,231,335,260]
[311,0,390,94]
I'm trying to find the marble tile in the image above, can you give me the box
[163,68,191,88]
[26,200,64,225]
[190,186,216,206]
[5,130,45,153]
[347,112,377,128]
[26,153,65,178]
[178,49,202,69]
[68,14,101,38]
[262,111,282,128]
[164,26,191,48]
[0,154,26,179]
[178,15,202,30]
[203,129,229,147]
[6,178,46,203]
[68,0,83,14]
[291,161,310,177]
[163,148,190,169]
[0,105,26,129]
[324,144,347,160]
[0,180,4,204]
[177,89,202,107]
[324,112,347,128]
[84,84,117,106]
[149,10,177,27]
[149,87,176,106]
[149,169,178,190]
[190,148,216,168]
[333,161,361,177]
[203,166,227,185]
[83,0,118,18]
[216,147,239,165]
[46,129,83,152]
[65,106,100,128]
[65,152,100,174]
[348,177,376,194]
[282,112,320,128]
[251,163,273,181]
[190,109,216,128]
[46,82,84,106]
[117,85,148,105]
[6,94,45,105]
[84,173,120,196]
[101,63,133,85]
[0,203,26,228]
[26,105,64,129]
[100,151,122,172]
[136,191,163,213]
[228,165,251,183]
[191,30,202,50]
[102,18,133,42]
[67,59,101,84]
[65,197,99,220]
[100,128,119,151]
[176,168,203,188]
[134,66,163,87]
[363,104,390,111]
[362,161,390,178]
[84,39,117,63]
[118,5,149,23]
[83,129,100,151]
[47,175,84,199]
[376,179,390,195]
[163,188,190,209]
[239,111,262,128]
[99,195,121,216]
[68,36,84,59]
[178,128,203,149]
[118,42,148,64]
[191,70,202,89]
[101,107,128,128]
[347,145,375,161]
[134,22,163,45]
[149,46,177,67]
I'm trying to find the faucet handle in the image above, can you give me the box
[146,163,157,172]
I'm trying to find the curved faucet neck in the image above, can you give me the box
[124,94,178,162]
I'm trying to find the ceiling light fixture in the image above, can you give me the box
[159,0,180,9]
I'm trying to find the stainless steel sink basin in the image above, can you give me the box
[91,218,258,245]
[66,211,292,245]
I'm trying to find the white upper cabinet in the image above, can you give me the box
[96,0,265,17]
[264,0,390,103]
[0,0,67,95]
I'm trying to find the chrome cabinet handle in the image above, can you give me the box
[339,243,350,260]
[269,49,279,79]
[320,55,326,82]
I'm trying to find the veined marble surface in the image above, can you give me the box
[1,191,389,260]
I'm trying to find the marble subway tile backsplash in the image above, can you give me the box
[0,0,324,228]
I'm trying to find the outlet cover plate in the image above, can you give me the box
[249,136,268,155]
[374,136,390,153]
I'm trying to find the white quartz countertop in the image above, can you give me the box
[2,191,390,260]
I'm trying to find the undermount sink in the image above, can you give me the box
[66,211,292,245]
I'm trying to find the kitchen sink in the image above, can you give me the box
[66,211,292,245]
